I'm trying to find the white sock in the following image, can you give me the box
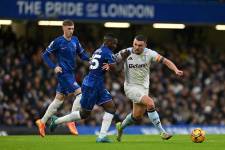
[98,112,114,138]
[55,111,81,125]
[41,99,63,124]
[71,94,82,112]
[121,113,135,130]
[147,111,166,133]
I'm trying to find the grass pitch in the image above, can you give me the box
[0,135,224,150]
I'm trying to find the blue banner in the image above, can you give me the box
[0,0,225,24]
[85,125,225,135]
[1,125,225,136]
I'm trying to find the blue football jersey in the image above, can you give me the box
[83,45,116,86]
[42,36,89,72]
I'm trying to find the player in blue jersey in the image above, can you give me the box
[49,34,118,143]
[35,20,89,137]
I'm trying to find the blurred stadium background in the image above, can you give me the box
[0,0,225,136]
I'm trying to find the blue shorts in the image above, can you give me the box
[56,72,80,95]
[80,84,112,111]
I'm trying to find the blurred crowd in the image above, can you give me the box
[0,26,224,128]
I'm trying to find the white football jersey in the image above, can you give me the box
[123,47,160,88]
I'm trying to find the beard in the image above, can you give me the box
[134,48,143,55]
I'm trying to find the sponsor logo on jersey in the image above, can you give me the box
[128,63,147,68]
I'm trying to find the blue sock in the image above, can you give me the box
[147,111,166,133]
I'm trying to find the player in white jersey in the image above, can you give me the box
[115,35,183,142]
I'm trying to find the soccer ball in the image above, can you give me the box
[191,128,206,143]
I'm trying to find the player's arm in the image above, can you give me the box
[157,55,183,76]
[42,41,62,73]
[78,50,90,61]
[114,49,131,63]
[102,49,131,70]
[42,41,56,69]
[102,51,118,71]
[102,63,116,71]
[76,39,90,61]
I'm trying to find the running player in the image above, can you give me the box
[49,34,118,143]
[115,35,183,141]
[36,19,89,137]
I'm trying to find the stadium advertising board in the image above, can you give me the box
[1,125,225,135]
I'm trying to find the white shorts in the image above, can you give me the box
[124,84,149,103]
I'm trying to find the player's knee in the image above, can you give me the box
[102,101,116,114]
[79,109,91,119]
[146,101,155,111]
[147,106,156,112]
[104,107,116,115]
[55,93,65,101]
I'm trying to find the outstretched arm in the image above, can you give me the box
[160,56,183,76]
[114,49,131,63]
[102,49,131,71]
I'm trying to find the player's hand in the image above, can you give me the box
[120,49,131,60]
[175,69,183,76]
[102,63,110,71]
[54,66,63,74]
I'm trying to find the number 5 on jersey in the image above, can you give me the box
[90,54,101,69]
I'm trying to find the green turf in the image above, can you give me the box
[0,135,224,150]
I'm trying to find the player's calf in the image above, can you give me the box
[79,109,91,119]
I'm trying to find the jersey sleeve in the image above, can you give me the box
[105,51,116,64]
[45,40,58,54]
[76,38,89,61]
[149,49,162,62]
[42,40,58,69]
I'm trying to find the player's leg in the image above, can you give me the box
[65,88,82,135]
[49,108,91,132]
[49,85,95,131]
[36,93,65,137]
[95,89,115,143]
[122,103,145,129]
[116,103,145,142]
[141,95,172,140]
[96,100,116,143]
[71,88,82,112]
[63,77,81,135]
[52,109,90,125]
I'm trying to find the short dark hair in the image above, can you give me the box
[134,34,147,42]
[103,33,116,41]
[62,19,74,26]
